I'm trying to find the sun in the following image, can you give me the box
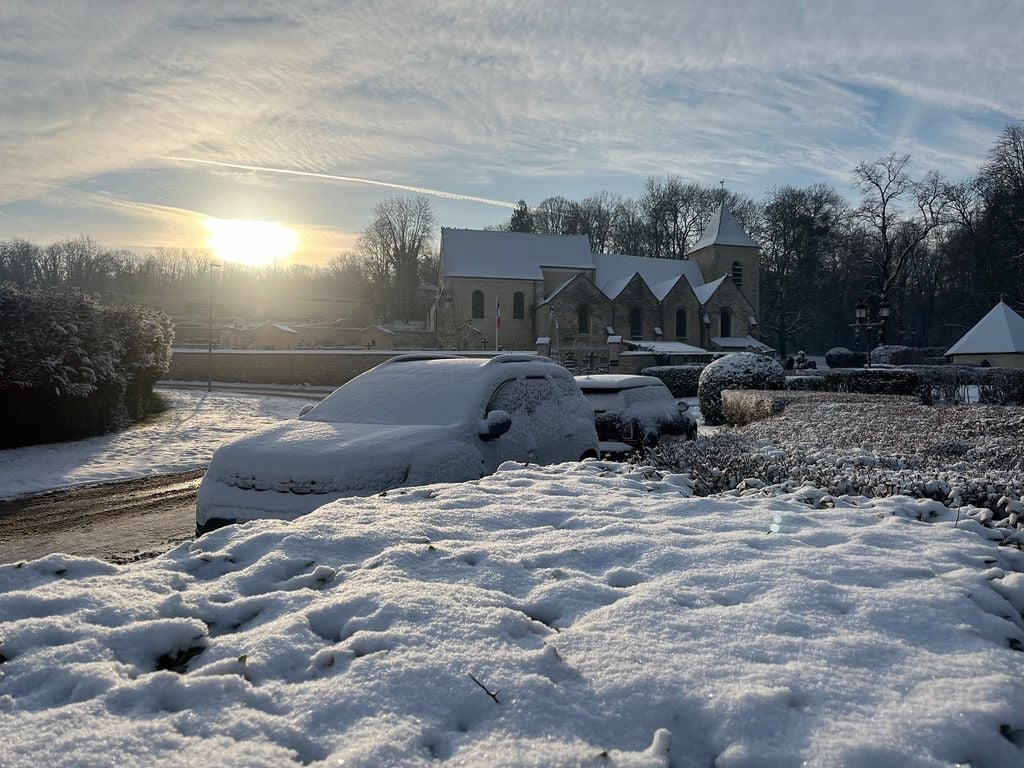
[204,218,299,266]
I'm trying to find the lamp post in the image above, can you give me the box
[851,297,891,368]
[207,260,222,392]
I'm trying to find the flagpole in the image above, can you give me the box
[495,296,500,351]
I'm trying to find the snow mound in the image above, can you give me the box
[1,461,1023,766]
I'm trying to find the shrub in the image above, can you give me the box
[982,368,1024,406]
[721,390,791,426]
[0,283,174,447]
[870,345,925,365]
[784,374,828,391]
[825,347,866,368]
[821,368,921,395]
[698,353,784,426]
[649,432,788,496]
[640,365,704,397]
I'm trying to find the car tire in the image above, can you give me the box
[641,430,659,448]
[580,449,598,461]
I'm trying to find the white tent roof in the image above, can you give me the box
[945,301,1024,356]
[689,204,757,252]
[441,228,594,280]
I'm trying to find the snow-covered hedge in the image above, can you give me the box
[0,284,174,447]
[640,365,704,397]
[824,346,865,368]
[697,353,784,426]
[653,395,1024,524]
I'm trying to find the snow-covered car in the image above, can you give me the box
[575,374,697,456]
[196,354,599,534]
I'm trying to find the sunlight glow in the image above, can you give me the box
[204,218,299,266]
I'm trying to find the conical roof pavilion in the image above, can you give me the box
[945,300,1024,356]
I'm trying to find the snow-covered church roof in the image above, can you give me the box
[591,252,704,300]
[440,228,594,280]
[688,204,758,252]
[945,300,1024,356]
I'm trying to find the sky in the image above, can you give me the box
[1,0,1022,265]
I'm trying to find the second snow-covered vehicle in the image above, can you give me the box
[196,354,599,534]
[575,374,697,456]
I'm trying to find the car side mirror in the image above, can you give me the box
[478,409,512,440]
[298,403,315,417]
[676,401,690,413]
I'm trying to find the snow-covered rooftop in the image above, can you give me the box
[621,340,710,355]
[689,204,758,252]
[440,228,594,280]
[712,336,773,352]
[945,300,1024,356]
[591,252,704,300]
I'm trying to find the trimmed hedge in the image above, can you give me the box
[698,353,784,426]
[721,390,791,426]
[783,368,921,396]
[825,347,866,368]
[640,365,705,397]
[0,284,174,447]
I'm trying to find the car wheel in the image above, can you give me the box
[580,449,598,461]
[641,430,659,448]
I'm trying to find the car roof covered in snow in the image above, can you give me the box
[574,374,667,391]
[304,354,571,425]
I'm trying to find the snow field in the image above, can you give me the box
[0,389,307,499]
[2,461,1023,766]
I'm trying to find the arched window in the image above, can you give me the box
[719,308,732,338]
[513,291,525,319]
[577,305,591,335]
[629,307,643,340]
[675,308,687,339]
[471,290,484,319]
[731,261,743,287]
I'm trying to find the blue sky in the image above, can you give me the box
[1,0,1021,263]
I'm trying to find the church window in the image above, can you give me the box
[675,309,687,339]
[578,305,591,335]
[732,261,743,287]
[629,307,643,340]
[513,291,525,319]
[471,290,484,319]
[719,308,732,337]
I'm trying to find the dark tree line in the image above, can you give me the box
[494,122,1024,357]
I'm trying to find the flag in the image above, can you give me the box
[496,298,502,328]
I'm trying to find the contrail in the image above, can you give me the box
[161,156,517,210]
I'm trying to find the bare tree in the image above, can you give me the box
[355,196,436,322]
[852,154,951,341]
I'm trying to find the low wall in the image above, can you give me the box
[165,349,519,387]
[166,349,402,386]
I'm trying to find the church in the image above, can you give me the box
[430,205,765,355]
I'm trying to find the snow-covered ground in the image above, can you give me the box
[0,389,307,499]
[2,460,1023,767]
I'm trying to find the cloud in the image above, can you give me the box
[1,0,1020,244]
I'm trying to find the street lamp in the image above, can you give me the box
[851,296,890,368]
[208,260,222,392]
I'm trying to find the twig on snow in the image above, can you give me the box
[468,673,501,704]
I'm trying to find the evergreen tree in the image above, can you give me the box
[509,200,535,233]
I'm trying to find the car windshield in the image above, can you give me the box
[579,390,626,412]
[302,359,486,425]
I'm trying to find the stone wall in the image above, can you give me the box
[167,349,406,387]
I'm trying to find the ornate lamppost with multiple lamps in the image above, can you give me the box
[851,297,891,368]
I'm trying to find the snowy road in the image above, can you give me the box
[0,471,203,565]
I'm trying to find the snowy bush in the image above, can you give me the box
[652,394,1024,524]
[640,365,704,397]
[870,345,925,366]
[784,374,828,391]
[821,368,921,395]
[697,353,784,426]
[721,390,791,425]
[982,368,1024,406]
[0,283,173,447]
[824,347,865,368]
